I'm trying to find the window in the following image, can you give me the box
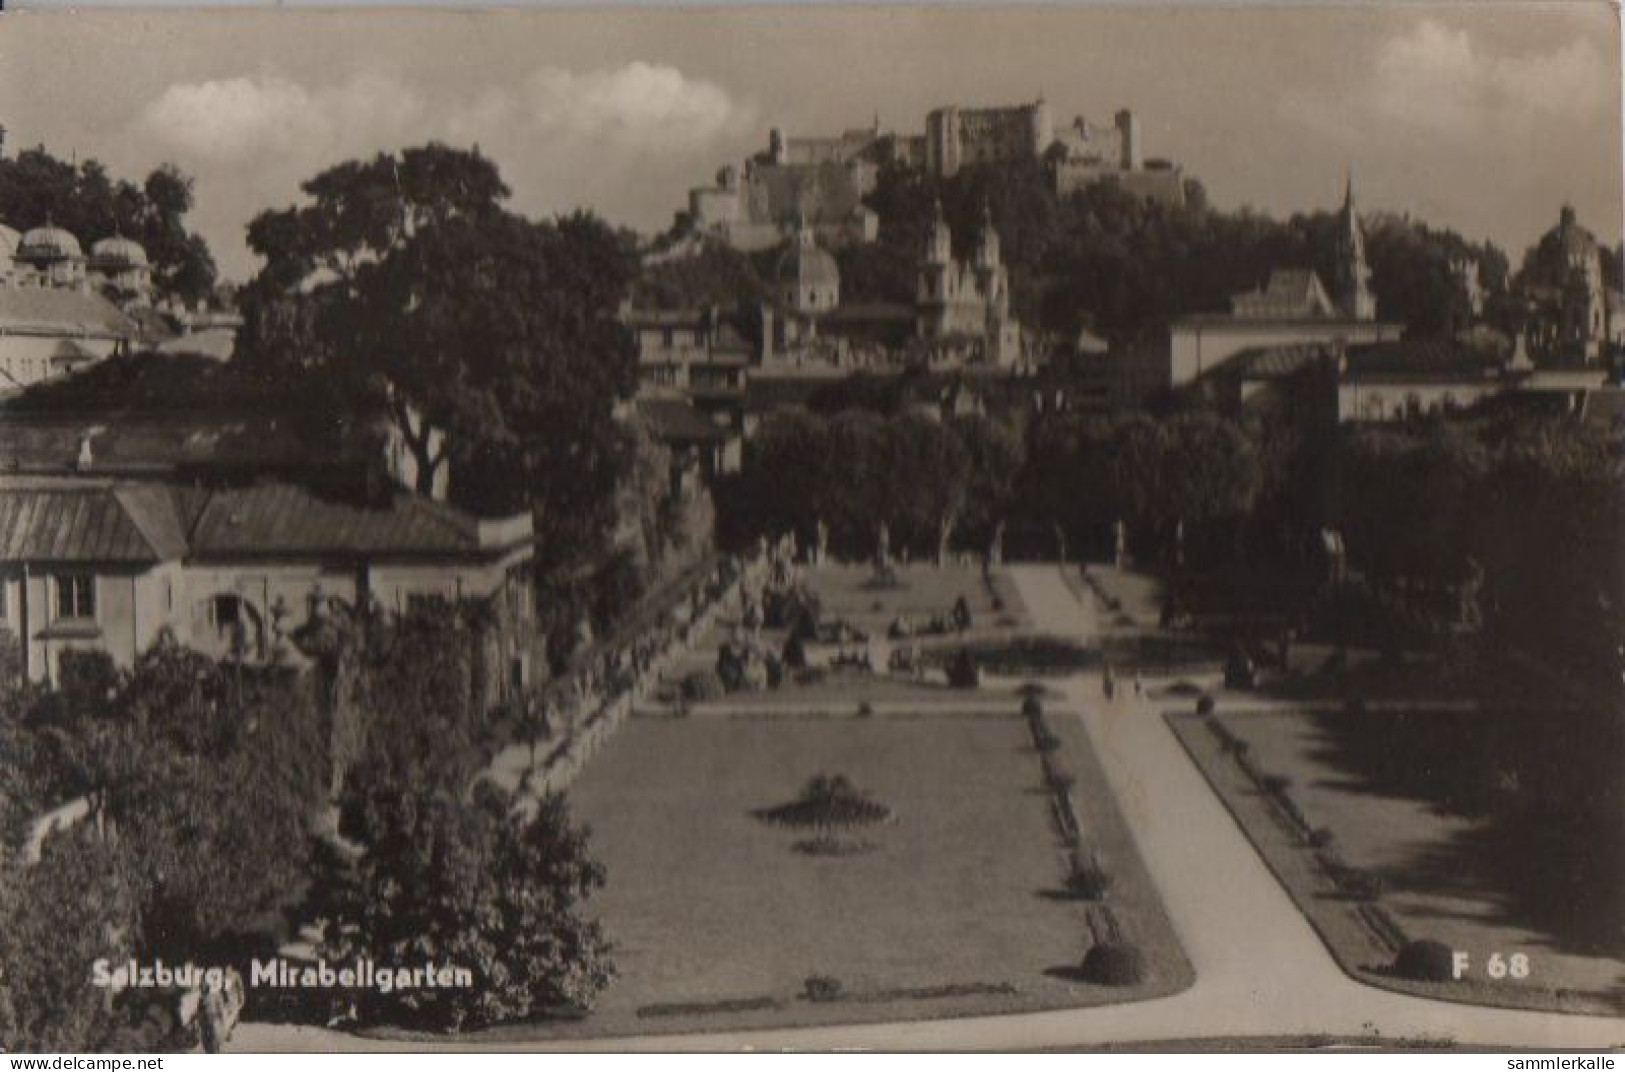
[56,574,95,620]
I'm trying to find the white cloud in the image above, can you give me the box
[1281,18,1609,140]
[520,62,754,148]
[139,62,752,166]
[134,63,756,276]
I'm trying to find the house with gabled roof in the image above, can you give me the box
[0,472,535,688]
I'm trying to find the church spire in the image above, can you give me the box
[1335,167,1375,321]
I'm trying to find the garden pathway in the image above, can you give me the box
[231,564,1622,1051]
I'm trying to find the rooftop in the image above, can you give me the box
[0,474,532,565]
[0,283,137,338]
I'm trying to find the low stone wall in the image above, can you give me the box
[525,560,748,796]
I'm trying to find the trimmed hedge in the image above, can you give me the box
[1393,939,1457,982]
[1079,942,1146,987]
[1065,862,1112,901]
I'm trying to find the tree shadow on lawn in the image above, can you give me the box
[1301,708,1624,961]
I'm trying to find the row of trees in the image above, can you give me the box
[722,402,1266,567]
[717,409,1021,559]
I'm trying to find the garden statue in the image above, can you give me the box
[990,521,1005,567]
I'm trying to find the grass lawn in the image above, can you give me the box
[1170,709,1625,1016]
[516,707,1188,1038]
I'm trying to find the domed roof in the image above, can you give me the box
[18,224,83,261]
[91,235,150,269]
[776,226,840,291]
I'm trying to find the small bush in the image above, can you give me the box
[1308,827,1336,849]
[682,669,726,702]
[1033,731,1062,753]
[1393,940,1457,982]
[1079,942,1146,987]
[1196,694,1216,716]
[802,975,843,1003]
[855,700,874,718]
[1260,775,1292,795]
[782,632,808,670]
[1065,863,1112,901]
[1021,696,1044,719]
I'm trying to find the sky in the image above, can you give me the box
[0,3,1618,282]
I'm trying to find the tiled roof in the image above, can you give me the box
[1342,340,1506,384]
[1232,343,1333,380]
[0,477,177,563]
[637,398,726,444]
[0,284,137,338]
[189,483,521,559]
[0,476,530,564]
[1231,269,1339,321]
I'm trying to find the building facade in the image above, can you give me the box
[916,200,1022,365]
[0,474,535,687]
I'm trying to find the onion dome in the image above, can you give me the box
[18,224,84,263]
[90,235,150,271]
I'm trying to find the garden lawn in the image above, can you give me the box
[1171,709,1624,1016]
[538,709,1186,1037]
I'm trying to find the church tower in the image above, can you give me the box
[973,200,1008,318]
[1333,171,1376,322]
[918,198,957,310]
[925,197,953,266]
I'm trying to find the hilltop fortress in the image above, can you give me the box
[674,100,1186,254]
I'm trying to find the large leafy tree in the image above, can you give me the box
[0,828,142,1052]
[321,779,613,1032]
[0,148,217,305]
[238,144,636,540]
